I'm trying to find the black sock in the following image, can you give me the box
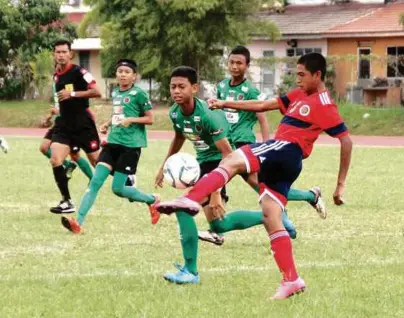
[53,165,71,201]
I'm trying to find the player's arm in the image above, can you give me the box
[155,131,186,188]
[100,119,112,134]
[334,134,353,205]
[120,110,154,127]
[57,70,102,101]
[209,98,280,112]
[257,112,270,141]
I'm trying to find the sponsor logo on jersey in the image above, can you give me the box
[220,82,225,88]
[210,128,223,136]
[171,112,178,119]
[129,90,138,96]
[257,93,267,101]
[299,105,310,116]
[194,116,200,122]
[184,127,193,133]
[65,84,74,92]
[241,86,249,93]
[113,99,121,105]
[83,72,94,84]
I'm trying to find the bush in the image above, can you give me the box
[0,78,24,100]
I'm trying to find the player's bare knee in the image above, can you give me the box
[49,157,62,167]
[69,152,80,162]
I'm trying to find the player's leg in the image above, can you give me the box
[110,147,160,224]
[61,162,111,233]
[288,187,326,218]
[40,130,76,171]
[163,211,199,284]
[69,150,93,180]
[0,135,9,153]
[49,140,75,214]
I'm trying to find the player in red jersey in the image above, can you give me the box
[156,53,353,300]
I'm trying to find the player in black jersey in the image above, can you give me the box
[49,40,102,214]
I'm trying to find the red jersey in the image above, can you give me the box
[275,89,348,158]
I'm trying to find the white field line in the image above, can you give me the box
[0,257,402,282]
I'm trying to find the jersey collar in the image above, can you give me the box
[56,63,73,76]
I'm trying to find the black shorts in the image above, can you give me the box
[98,143,141,175]
[51,117,100,154]
[44,127,80,154]
[199,159,228,206]
[234,141,251,149]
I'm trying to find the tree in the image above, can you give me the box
[0,0,77,99]
[83,0,280,98]
[400,13,404,27]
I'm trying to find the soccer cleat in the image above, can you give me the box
[282,210,297,239]
[198,230,225,246]
[156,197,200,216]
[65,162,78,180]
[163,263,200,284]
[0,136,9,154]
[309,187,327,219]
[270,277,306,300]
[61,216,81,233]
[148,194,161,225]
[50,200,76,214]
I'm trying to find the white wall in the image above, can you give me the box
[287,0,384,4]
[247,39,328,95]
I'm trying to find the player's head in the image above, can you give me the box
[296,52,326,94]
[116,59,137,88]
[228,45,250,78]
[53,40,72,66]
[170,66,198,105]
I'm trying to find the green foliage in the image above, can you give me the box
[30,50,54,99]
[0,0,77,100]
[83,0,279,98]
[400,13,404,26]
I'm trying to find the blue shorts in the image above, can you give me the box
[237,139,303,209]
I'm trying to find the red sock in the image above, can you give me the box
[270,230,298,281]
[186,167,231,203]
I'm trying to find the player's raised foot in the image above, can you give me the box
[148,194,161,225]
[309,186,327,219]
[282,210,297,239]
[156,197,200,216]
[65,162,77,180]
[0,136,9,154]
[61,216,81,233]
[198,230,225,246]
[50,200,76,214]
[270,277,306,300]
[163,263,200,285]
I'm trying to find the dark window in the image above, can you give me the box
[387,46,404,77]
[78,51,90,71]
[358,48,371,79]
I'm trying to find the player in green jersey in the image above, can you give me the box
[199,46,325,245]
[61,59,160,233]
[0,136,9,153]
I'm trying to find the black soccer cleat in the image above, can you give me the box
[50,200,76,214]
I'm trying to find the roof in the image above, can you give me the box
[259,2,404,39]
[325,2,404,37]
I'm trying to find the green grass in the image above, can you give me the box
[1,99,404,135]
[0,138,403,317]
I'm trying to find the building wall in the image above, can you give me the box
[247,39,327,96]
[72,50,107,98]
[328,36,404,97]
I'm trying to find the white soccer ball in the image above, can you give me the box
[163,152,200,189]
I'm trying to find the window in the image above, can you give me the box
[261,50,275,96]
[387,47,404,78]
[286,48,322,57]
[78,51,90,71]
[358,48,371,79]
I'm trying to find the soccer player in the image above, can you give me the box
[40,82,93,181]
[199,45,325,245]
[0,136,9,153]
[154,66,296,284]
[156,53,353,299]
[49,40,101,214]
[61,59,160,233]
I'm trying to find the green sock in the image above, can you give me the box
[77,164,110,225]
[43,148,75,169]
[76,157,93,180]
[288,188,315,203]
[176,211,198,275]
[210,210,263,233]
[111,172,155,204]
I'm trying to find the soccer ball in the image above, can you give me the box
[163,152,200,189]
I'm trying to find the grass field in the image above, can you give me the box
[1,99,404,135]
[0,138,403,317]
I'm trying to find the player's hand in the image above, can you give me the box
[41,115,53,128]
[155,167,165,188]
[333,184,345,205]
[208,99,225,110]
[99,123,109,134]
[119,118,132,128]
[57,89,71,101]
[209,191,226,220]
[49,107,59,115]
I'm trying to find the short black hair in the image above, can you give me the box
[297,52,326,81]
[116,59,137,72]
[53,40,71,51]
[229,45,250,65]
[170,66,198,84]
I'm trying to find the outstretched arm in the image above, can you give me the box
[209,98,280,112]
[333,135,353,205]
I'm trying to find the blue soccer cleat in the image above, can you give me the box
[282,210,297,239]
[163,263,200,284]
